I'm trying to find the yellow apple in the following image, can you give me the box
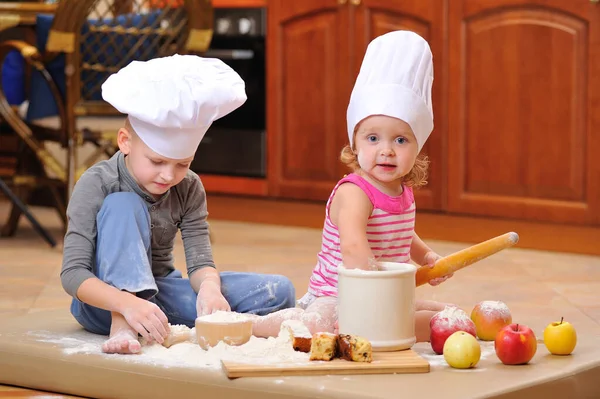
[543,317,577,355]
[443,331,481,369]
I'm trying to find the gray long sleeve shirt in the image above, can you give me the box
[60,151,214,298]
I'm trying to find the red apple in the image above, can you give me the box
[494,323,537,365]
[430,306,477,355]
[471,300,512,341]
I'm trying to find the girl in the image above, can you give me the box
[252,30,454,342]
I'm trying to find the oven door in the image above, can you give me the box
[205,34,265,131]
[190,11,266,178]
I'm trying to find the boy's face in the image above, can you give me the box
[354,115,419,187]
[117,127,193,197]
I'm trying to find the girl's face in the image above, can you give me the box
[354,115,419,194]
[117,128,193,198]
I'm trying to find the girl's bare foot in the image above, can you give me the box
[102,312,141,354]
[251,308,304,338]
[251,297,338,338]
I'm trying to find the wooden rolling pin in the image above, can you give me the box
[415,232,519,287]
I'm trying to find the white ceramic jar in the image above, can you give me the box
[337,262,417,351]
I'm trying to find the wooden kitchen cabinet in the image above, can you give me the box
[266,0,446,210]
[447,0,600,225]
[202,0,600,226]
[266,0,350,201]
[262,0,600,226]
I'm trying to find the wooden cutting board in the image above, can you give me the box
[221,349,430,379]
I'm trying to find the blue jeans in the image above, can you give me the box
[70,192,296,336]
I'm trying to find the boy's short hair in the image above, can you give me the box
[124,117,135,136]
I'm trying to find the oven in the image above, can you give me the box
[190,7,266,178]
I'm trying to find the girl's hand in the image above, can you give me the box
[423,251,453,286]
[120,296,170,344]
[196,280,231,317]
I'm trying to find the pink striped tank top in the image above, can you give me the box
[307,173,416,297]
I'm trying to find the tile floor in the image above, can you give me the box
[1,199,600,398]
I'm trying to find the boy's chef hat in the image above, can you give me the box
[102,54,247,159]
[347,30,434,152]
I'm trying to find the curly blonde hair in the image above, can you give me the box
[339,144,430,188]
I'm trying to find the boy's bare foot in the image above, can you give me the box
[102,329,141,354]
[102,311,141,354]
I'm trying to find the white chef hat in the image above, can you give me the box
[102,54,247,159]
[347,31,434,152]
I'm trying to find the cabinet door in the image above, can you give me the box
[448,0,600,224]
[267,0,351,201]
[353,0,447,211]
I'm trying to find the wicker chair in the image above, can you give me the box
[0,0,214,236]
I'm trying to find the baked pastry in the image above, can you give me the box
[280,320,312,353]
[309,332,338,361]
[337,334,373,363]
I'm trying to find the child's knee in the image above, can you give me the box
[100,192,147,218]
[415,310,438,342]
[98,192,149,227]
[416,299,453,312]
[103,192,145,209]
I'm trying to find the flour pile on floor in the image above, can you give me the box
[30,325,496,371]
[29,326,309,370]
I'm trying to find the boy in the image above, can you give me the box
[60,55,296,355]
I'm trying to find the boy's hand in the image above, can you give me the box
[423,251,453,286]
[120,295,170,344]
[196,280,231,317]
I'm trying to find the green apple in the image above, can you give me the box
[443,331,481,369]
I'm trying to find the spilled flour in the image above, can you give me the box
[28,322,495,373]
[29,326,308,370]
